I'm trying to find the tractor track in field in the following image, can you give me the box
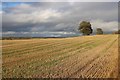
[2,35,118,78]
[31,36,117,78]
[68,38,118,78]
[68,55,100,78]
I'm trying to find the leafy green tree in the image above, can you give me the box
[113,30,120,34]
[78,21,93,35]
[118,30,120,34]
[96,28,103,34]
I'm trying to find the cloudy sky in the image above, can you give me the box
[2,2,118,37]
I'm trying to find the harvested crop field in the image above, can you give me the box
[2,35,118,78]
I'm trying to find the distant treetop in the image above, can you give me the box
[78,21,93,35]
[96,28,103,35]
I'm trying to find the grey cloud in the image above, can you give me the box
[2,2,118,37]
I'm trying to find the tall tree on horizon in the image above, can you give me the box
[96,28,103,35]
[78,21,93,35]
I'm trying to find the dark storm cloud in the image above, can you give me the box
[2,2,118,37]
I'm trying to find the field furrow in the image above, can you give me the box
[2,35,118,78]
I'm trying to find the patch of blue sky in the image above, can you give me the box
[1,0,120,2]
[3,2,31,8]
[0,2,2,11]
[2,2,32,12]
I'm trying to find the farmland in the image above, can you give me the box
[2,35,118,78]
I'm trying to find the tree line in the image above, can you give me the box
[78,21,119,35]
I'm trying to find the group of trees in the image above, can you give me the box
[113,30,120,34]
[78,21,103,35]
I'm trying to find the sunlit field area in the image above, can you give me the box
[2,34,118,78]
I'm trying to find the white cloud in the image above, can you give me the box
[49,34,61,37]
[31,9,62,23]
[3,8,62,23]
[0,11,3,14]
[2,2,118,37]
[2,31,76,35]
[91,19,118,33]
[31,31,76,35]
[2,31,16,34]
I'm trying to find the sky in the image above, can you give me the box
[1,2,118,37]
[1,0,120,2]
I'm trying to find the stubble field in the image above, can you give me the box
[2,35,118,78]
